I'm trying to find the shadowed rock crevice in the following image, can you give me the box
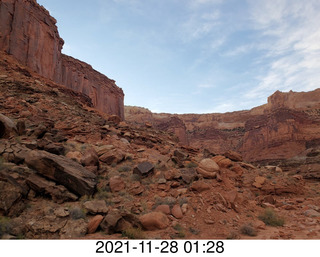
[0,120,5,138]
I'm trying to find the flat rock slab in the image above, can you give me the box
[25,150,97,196]
[133,162,154,176]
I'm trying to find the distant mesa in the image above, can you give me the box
[125,88,320,163]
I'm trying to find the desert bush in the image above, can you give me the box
[117,165,132,173]
[130,174,142,182]
[227,231,240,239]
[178,197,188,206]
[240,223,257,237]
[122,227,145,239]
[186,162,198,168]
[189,227,200,235]
[0,216,12,238]
[153,196,176,209]
[70,207,86,220]
[258,208,285,227]
[173,224,185,238]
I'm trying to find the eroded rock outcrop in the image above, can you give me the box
[0,0,124,119]
[125,89,320,163]
[25,150,97,196]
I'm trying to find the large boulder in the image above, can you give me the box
[81,148,99,167]
[26,174,78,203]
[0,113,17,138]
[224,150,243,162]
[139,212,169,230]
[25,150,97,196]
[60,219,88,239]
[83,200,108,214]
[190,180,211,192]
[197,158,219,178]
[87,215,104,234]
[109,176,126,192]
[0,180,22,215]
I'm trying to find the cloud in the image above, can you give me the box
[222,44,253,57]
[197,83,215,89]
[244,0,320,102]
[189,0,223,7]
[202,102,236,113]
[181,9,221,41]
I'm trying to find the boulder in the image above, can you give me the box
[173,149,188,161]
[231,164,245,176]
[133,162,154,176]
[213,155,232,168]
[60,219,88,239]
[154,205,171,215]
[304,209,320,218]
[87,215,104,234]
[25,150,97,195]
[224,150,243,162]
[108,115,121,124]
[139,212,169,230]
[26,174,78,203]
[66,151,82,163]
[99,149,125,165]
[94,145,114,156]
[83,200,108,214]
[190,180,211,192]
[81,148,99,167]
[180,168,197,184]
[252,176,266,188]
[109,176,125,192]
[265,166,283,173]
[100,209,122,234]
[128,181,144,195]
[0,180,22,215]
[197,158,219,178]
[171,204,183,219]
[0,113,17,138]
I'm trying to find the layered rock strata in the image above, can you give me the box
[125,89,320,163]
[0,0,124,119]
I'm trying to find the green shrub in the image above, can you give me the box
[0,216,12,238]
[70,207,86,220]
[117,165,132,173]
[122,227,145,239]
[173,224,185,238]
[186,162,198,168]
[227,231,240,239]
[178,197,188,206]
[258,208,285,227]
[189,227,200,235]
[240,224,257,236]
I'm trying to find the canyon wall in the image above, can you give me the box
[0,0,124,119]
[125,89,320,163]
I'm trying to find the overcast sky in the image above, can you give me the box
[37,0,320,114]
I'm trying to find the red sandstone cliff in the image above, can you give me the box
[125,89,320,163]
[0,0,124,119]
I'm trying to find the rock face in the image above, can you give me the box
[125,89,320,163]
[0,0,124,119]
[25,150,97,196]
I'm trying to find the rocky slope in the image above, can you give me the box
[0,0,124,119]
[125,89,320,165]
[1,51,320,240]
